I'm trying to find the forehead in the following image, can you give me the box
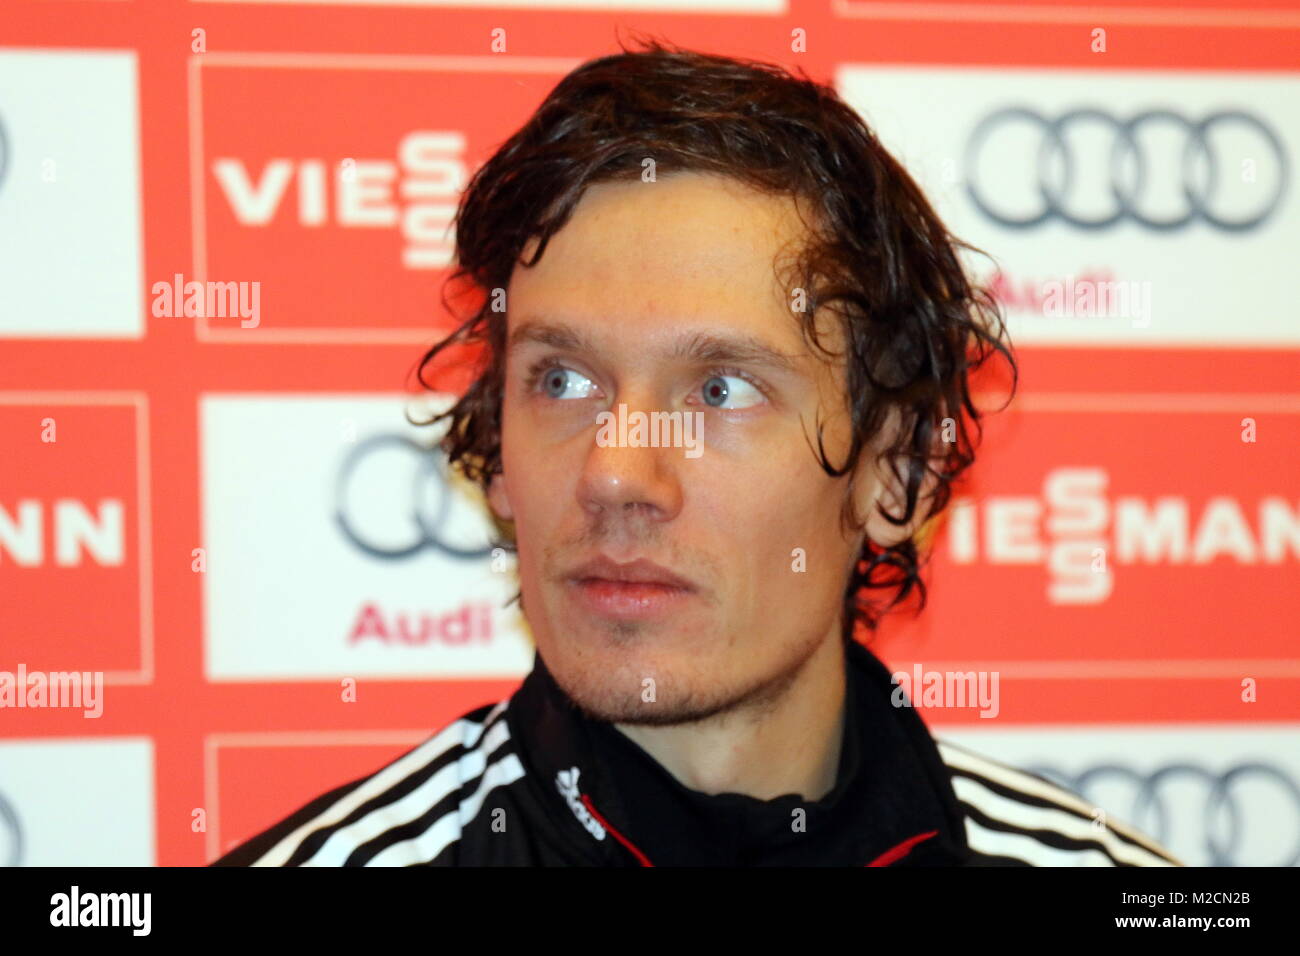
[507,172,821,351]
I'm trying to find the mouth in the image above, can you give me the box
[564,555,698,620]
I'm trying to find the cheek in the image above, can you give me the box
[497,418,535,530]
[699,454,845,572]
[500,416,570,533]
[759,463,854,588]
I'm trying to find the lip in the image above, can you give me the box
[564,555,697,620]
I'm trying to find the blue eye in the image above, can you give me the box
[539,366,597,400]
[700,374,763,409]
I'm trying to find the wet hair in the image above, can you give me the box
[413,35,1016,643]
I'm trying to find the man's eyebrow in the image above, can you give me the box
[507,320,804,374]
[670,330,803,374]
[507,321,595,356]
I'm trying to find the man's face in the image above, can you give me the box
[490,171,870,725]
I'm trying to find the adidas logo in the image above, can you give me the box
[555,767,606,841]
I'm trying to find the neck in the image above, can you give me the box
[613,629,848,801]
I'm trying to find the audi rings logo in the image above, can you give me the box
[965,107,1289,232]
[334,433,497,560]
[1028,761,1300,867]
[0,789,21,867]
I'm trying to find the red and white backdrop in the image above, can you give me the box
[2,0,1298,867]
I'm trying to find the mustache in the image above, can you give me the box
[543,522,716,593]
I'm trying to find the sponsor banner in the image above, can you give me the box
[0,395,151,682]
[832,0,1300,26]
[0,737,155,866]
[194,0,785,8]
[881,395,1300,672]
[934,724,1300,867]
[190,54,578,342]
[200,394,533,680]
[836,66,1300,346]
[0,50,143,339]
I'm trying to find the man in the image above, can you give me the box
[214,41,1181,867]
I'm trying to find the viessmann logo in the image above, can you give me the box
[212,129,467,270]
[946,467,1297,605]
[192,57,566,339]
[0,398,147,679]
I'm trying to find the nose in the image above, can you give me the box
[576,391,685,528]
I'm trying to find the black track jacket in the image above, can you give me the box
[212,638,1182,867]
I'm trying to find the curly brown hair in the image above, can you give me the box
[412,36,1016,643]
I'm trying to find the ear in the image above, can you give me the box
[850,414,941,549]
[486,471,514,522]
[854,457,937,548]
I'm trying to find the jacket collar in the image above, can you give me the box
[504,637,971,866]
